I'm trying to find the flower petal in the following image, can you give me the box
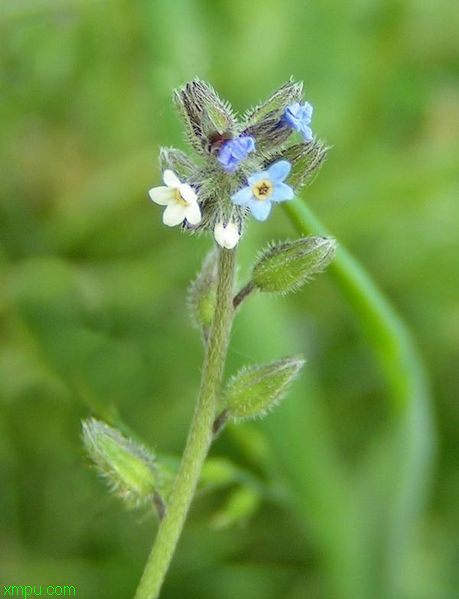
[267,160,291,182]
[249,199,272,221]
[162,203,187,227]
[163,169,181,188]
[247,170,268,186]
[184,202,201,225]
[149,186,175,205]
[179,183,197,204]
[271,182,294,202]
[231,185,253,206]
[300,126,313,141]
[214,221,240,249]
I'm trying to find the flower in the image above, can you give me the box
[283,102,313,141]
[231,160,294,221]
[149,170,201,227]
[214,221,240,249]
[217,136,255,173]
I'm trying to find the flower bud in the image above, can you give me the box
[187,249,218,336]
[252,236,336,295]
[159,147,197,182]
[271,140,328,190]
[222,356,305,422]
[242,79,304,151]
[82,418,159,509]
[174,79,236,155]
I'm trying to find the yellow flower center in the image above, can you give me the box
[252,179,273,201]
[174,189,189,206]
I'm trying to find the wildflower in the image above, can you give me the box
[283,102,313,141]
[149,170,201,227]
[214,221,240,249]
[217,136,255,173]
[231,160,294,221]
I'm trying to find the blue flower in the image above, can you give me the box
[231,160,294,221]
[283,102,313,141]
[217,136,255,173]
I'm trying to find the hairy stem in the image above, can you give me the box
[134,247,236,599]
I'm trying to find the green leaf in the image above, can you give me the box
[210,486,261,529]
[222,356,305,422]
[252,236,336,295]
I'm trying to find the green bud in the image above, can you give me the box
[211,486,260,529]
[242,79,304,152]
[223,356,305,422]
[82,418,159,509]
[187,249,218,338]
[252,236,336,295]
[159,147,197,182]
[272,140,328,190]
[173,79,236,156]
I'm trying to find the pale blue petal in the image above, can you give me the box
[300,126,313,141]
[249,199,272,221]
[268,160,291,182]
[231,186,253,206]
[271,182,294,202]
[247,170,269,186]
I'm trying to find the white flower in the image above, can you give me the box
[148,170,201,227]
[214,221,240,249]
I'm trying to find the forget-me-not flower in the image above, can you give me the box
[217,136,255,173]
[149,169,201,227]
[283,102,313,141]
[231,160,294,221]
[214,220,240,249]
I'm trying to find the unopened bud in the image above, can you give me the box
[187,250,218,336]
[222,356,305,422]
[252,236,336,295]
[82,418,158,509]
[174,79,236,155]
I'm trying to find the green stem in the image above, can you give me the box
[134,247,236,599]
[283,199,435,597]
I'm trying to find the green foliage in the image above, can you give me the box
[252,236,336,294]
[222,357,305,422]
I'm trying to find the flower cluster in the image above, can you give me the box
[148,79,326,248]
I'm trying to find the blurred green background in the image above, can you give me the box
[1,0,458,597]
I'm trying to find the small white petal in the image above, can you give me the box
[163,169,181,188]
[162,203,187,226]
[185,202,201,225]
[214,221,240,249]
[149,186,175,205]
[179,183,198,204]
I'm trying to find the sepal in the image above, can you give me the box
[242,79,304,152]
[173,79,236,156]
[252,236,336,295]
[82,418,162,510]
[187,249,218,338]
[221,356,305,422]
